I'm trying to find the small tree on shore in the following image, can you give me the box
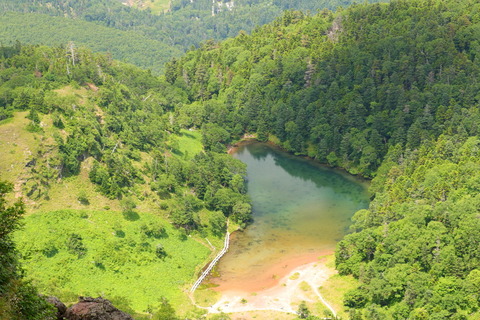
[298,301,310,319]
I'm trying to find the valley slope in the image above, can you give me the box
[0,44,250,319]
[0,0,384,73]
[1,0,480,319]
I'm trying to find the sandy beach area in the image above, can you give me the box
[211,251,333,292]
[205,255,336,317]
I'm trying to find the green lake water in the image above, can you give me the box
[209,142,369,292]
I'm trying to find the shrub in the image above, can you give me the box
[66,233,87,258]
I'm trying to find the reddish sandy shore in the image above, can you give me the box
[212,250,333,293]
[206,256,337,316]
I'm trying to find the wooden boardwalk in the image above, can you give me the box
[190,231,230,293]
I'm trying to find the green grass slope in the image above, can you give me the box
[0,107,223,316]
[0,45,249,317]
[0,108,218,316]
[14,209,210,314]
[0,107,226,315]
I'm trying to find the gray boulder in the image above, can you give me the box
[46,296,67,320]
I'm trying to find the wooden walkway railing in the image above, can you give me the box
[190,231,230,293]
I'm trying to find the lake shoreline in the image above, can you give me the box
[208,254,336,316]
[211,249,334,293]
[228,137,371,186]
[204,141,369,318]
[214,141,369,289]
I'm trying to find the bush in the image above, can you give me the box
[77,190,89,205]
[297,301,310,319]
[155,244,167,259]
[120,197,136,213]
[140,222,166,239]
[66,233,87,258]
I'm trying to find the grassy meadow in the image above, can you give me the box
[14,209,213,315]
[139,0,171,14]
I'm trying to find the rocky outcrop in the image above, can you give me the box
[65,297,134,320]
[47,296,133,320]
[46,296,67,320]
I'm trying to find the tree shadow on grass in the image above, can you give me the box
[180,131,196,139]
[171,148,184,157]
[122,210,140,221]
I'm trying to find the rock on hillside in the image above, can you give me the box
[46,296,67,320]
[51,296,133,320]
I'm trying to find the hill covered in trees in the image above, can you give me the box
[0,12,181,74]
[163,0,480,318]
[0,0,383,73]
[0,43,250,318]
[2,0,480,318]
[166,0,479,175]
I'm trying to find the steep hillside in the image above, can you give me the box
[0,12,180,73]
[168,0,480,176]
[0,44,251,317]
[0,0,384,72]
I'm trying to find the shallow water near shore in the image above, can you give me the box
[208,142,369,292]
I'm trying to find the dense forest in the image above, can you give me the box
[0,0,383,72]
[0,12,181,73]
[166,0,480,177]
[163,0,480,318]
[1,0,480,318]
